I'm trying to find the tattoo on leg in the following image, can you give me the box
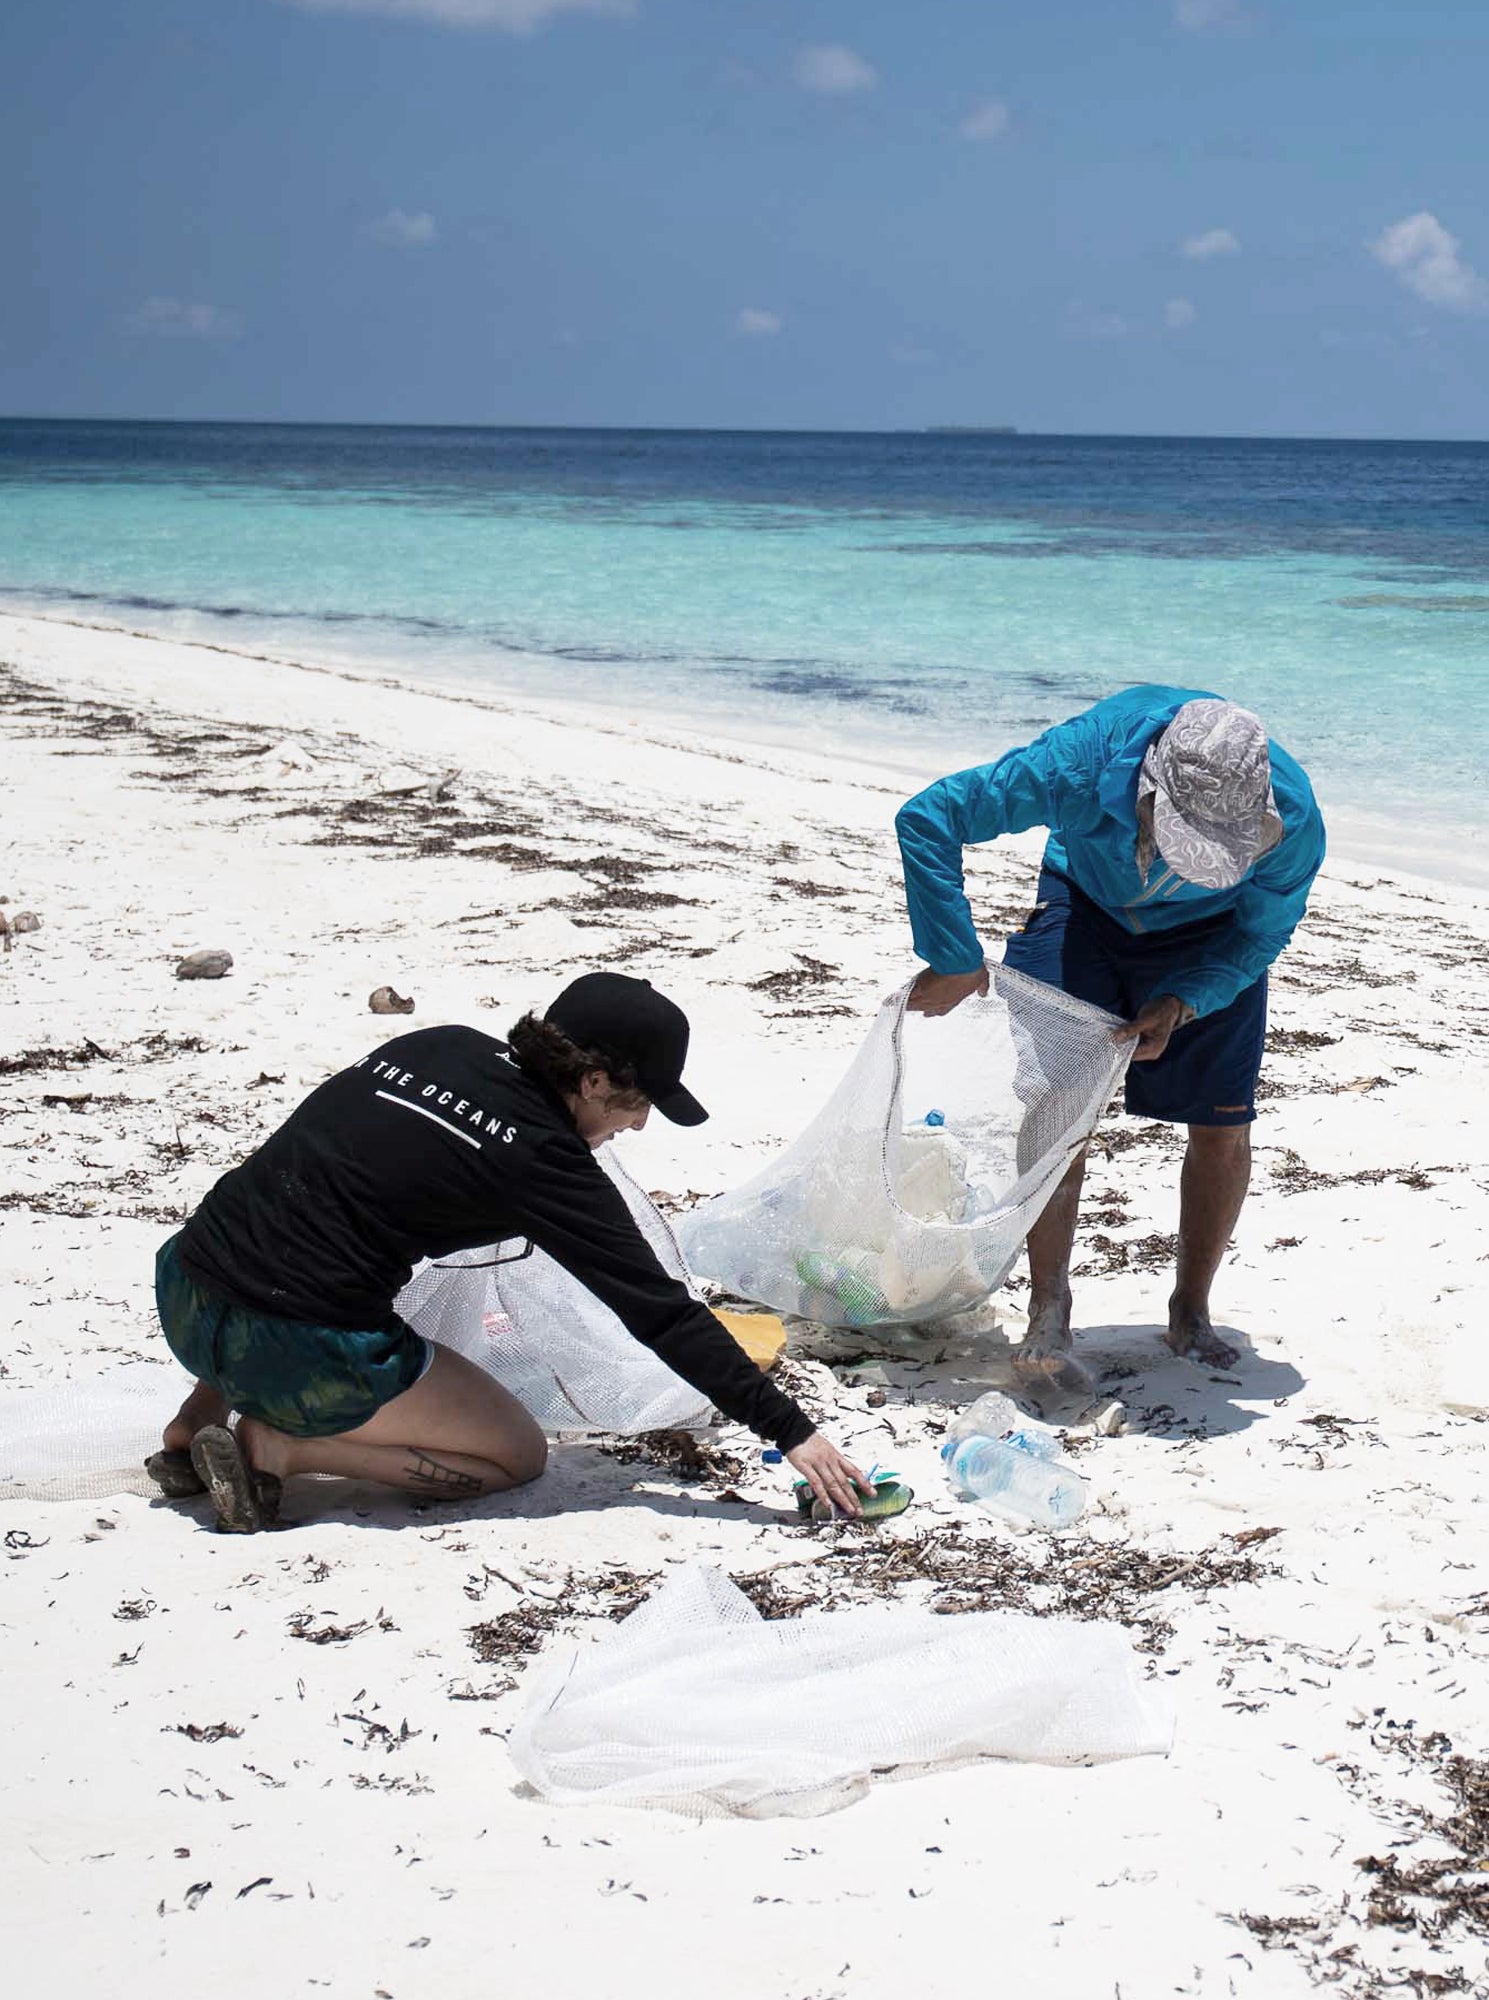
[405,1450,483,1497]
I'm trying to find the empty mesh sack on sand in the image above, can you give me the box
[679,966,1129,1329]
[396,1149,712,1434]
[0,1361,191,1502]
[508,1561,1173,1818]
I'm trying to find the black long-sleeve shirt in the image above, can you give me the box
[178,1026,814,1451]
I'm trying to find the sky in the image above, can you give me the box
[2,0,1487,436]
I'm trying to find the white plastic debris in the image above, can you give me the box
[508,1560,1174,1818]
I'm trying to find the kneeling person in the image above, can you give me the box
[153,973,865,1531]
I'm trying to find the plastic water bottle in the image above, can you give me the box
[945,1391,1061,1460]
[941,1434,1086,1528]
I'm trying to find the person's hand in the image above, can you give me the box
[906,967,989,1017]
[785,1433,872,1519]
[1114,993,1189,1063]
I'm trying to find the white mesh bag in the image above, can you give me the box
[678,966,1128,1328]
[395,1147,712,1434]
[0,1361,192,1502]
[508,1561,1174,1818]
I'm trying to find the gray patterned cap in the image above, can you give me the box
[1141,699,1284,891]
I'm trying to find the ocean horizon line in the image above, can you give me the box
[3,413,1488,449]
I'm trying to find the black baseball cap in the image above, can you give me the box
[545,972,708,1127]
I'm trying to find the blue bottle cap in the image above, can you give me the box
[761,1448,783,1464]
[924,1109,946,1127]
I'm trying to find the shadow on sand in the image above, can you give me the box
[933,1318,1306,1437]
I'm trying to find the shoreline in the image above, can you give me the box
[2,609,1487,1999]
[6,599,1488,901]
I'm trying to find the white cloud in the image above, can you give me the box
[1370,211,1487,311]
[127,297,242,339]
[279,0,632,32]
[1181,227,1240,260]
[368,207,438,246]
[1174,0,1246,27]
[1165,296,1197,329]
[959,99,1009,142]
[735,308,783,337]
[792,43,878,96]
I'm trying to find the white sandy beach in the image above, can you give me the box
[2,606,1487,2000]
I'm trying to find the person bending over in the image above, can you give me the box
[150,972,866,1532]
[895,687,1325,1380]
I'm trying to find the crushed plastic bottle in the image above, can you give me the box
[945,1390,1061,1459]
[941,1432,1086,1529]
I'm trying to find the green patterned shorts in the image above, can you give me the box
[154,1234,430,1439]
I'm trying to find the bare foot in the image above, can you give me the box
[1013,1290,1095,1398]
[1022,1289,1073,1355]
[1165,1302,1239,1368]
[161,1380,229,1453]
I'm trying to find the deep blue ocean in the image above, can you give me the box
[2,419,1486,881]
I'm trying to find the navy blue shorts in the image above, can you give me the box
[1001,870,1266,1127]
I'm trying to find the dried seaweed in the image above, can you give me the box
[1266,1027,1343,1053]
[467,1567,653,1669]
[594,1427,748,1486]
[1270,1147,1453,1195]
[1075,1230,1180,1276]
[748,954,841,997]
[1230,1715,1489,1996]
[1090,1122,1182,1156]
[466,1528,1275,1681]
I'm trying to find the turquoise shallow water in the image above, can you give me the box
[2,421,1486,884]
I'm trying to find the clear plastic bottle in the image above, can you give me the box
[941,1433,1086,1528]
[945,1391,1061,1461]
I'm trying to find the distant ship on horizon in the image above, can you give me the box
[922,425,1018,436]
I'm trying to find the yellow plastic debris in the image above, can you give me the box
[714,1309,788,1371]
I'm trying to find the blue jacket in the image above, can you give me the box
[895,685,1326,1020]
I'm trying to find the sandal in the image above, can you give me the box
[144,1448,207,1500]
[188,1425,283,1534]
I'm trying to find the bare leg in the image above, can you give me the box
[162,1379,228,1453]
[1166,1123,1251,1365]
[1013,1148,1095,1394]
[237,1344,548,1500]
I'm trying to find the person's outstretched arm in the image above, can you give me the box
[511,1137,871,1514]
[896,722,1097,1007]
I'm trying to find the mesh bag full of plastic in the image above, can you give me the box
[678,965,1129,1329]
[509,1560,1174,1818]
[394,1147,713,1434]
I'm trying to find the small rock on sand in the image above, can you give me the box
[176,949,234,980]
[369,985,415,1015]
[11,911,42,933]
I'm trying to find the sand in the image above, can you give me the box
[1,606,1486,2000]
